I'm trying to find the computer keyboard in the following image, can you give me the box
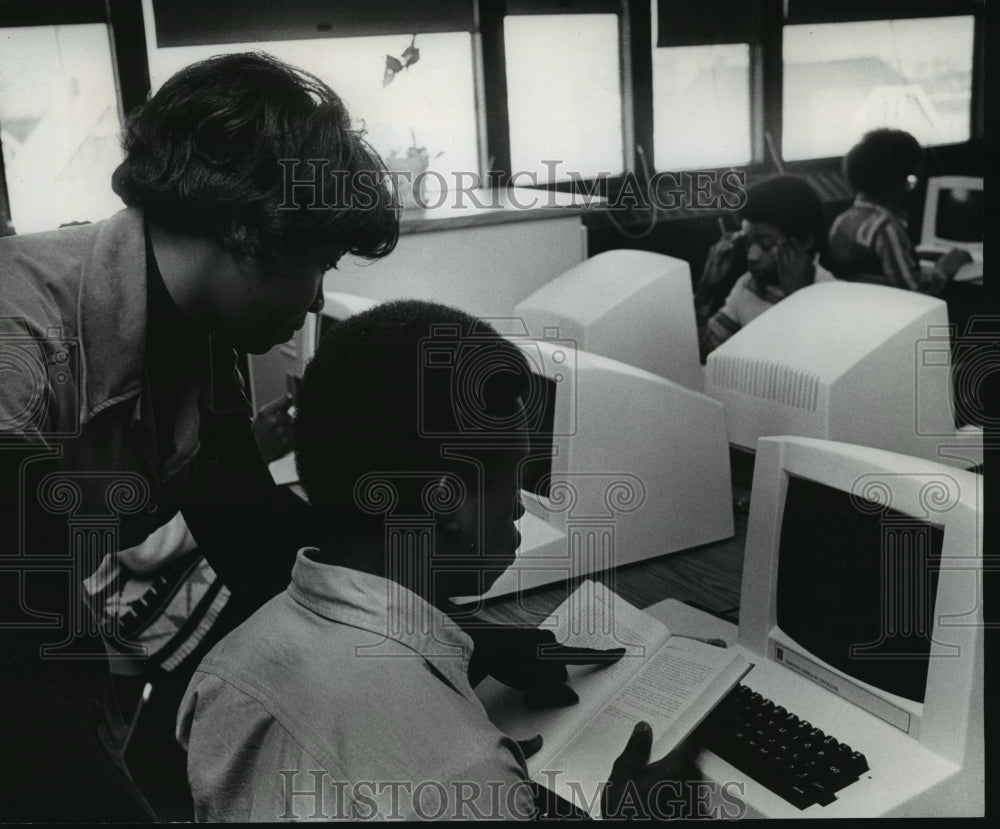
[702,684,869,810]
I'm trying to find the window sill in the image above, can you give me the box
[398,188,603,235]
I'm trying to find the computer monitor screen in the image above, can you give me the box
[934,186,983,245]
[919,176,984,260]
[776,474,944,703]
[514,250,703,391]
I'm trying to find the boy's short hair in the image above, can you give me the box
[742,174,826,251]
[113,52,398,260]
[843,128,923,199]
[294,300,531,524]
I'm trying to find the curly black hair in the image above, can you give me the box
[743,174,826,252]
[294,300,531,526]
[113,52,398,260]
[843,128,924,201]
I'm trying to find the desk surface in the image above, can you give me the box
[473,498,748,628]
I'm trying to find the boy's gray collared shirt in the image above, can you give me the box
[178,550,535,821]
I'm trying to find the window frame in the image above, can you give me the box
[0,0,149,231]
[778,8,982,165]
[0,0,983,229]
[480,0,633,195]
[650,0,983,171]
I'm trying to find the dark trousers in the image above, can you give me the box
[0,659,157,823]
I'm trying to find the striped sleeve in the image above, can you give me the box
[872,220,946,294]
[701,307,742,360]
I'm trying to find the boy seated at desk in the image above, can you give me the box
[826,128,972,293]
[700,175,834,360]
[177,299,701,821]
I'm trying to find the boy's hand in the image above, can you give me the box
[463,624,626,707]
[938,247,974,280]
[773,238,816,295]
[702,232,747,288]
[695,231,747,325]
[602,722,704,820]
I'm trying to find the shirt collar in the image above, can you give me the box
[288,550,475,696]
[854,194,908,226]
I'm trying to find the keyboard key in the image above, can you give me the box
[821,764,853,793]
[786,784,814,809]
[847,751,869,775]
[807,781,836,806]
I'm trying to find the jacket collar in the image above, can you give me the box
[78,208,148,423]
[76,208,249,424]
[288,550,475,698]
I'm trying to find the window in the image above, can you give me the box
[503,14,623,184]
[0,24,123,233]
[652,43,751,170]
[649,0,755,171]
[145,27,480,190]
[783,16,975,161]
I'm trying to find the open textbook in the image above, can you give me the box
[475,581,750,817]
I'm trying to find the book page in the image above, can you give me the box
[475,581,672,777]
[538,637,748,816]
[267,452,298,486]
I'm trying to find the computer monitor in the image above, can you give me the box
[704,281,982,468]
[513,250,703,391]
[452,333,734,604]
[919,176,983,262]
[724,435,983,816]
